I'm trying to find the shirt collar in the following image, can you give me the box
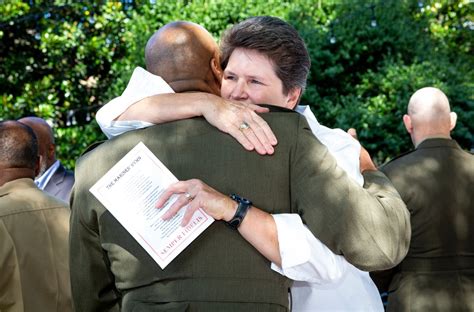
[295,105,321,127]
[35,160,60,190]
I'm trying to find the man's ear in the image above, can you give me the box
[210,56,223,86]
[285,87,302,110]
[449,111,457,131]
[47,143,56,160]
[34,156,40,177]
[403,114,412,134]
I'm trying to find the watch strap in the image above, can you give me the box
[227,194,252,230]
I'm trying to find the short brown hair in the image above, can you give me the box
[220,16,310,95]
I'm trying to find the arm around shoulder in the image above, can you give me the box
[357,170,411,270]
[292,120,410,272]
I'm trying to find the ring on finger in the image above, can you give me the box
[239,121,250,131]
[184,192,195,202]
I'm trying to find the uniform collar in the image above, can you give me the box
[416,138,460,150]
[0,178,37,197]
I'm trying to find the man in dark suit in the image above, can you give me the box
[377,87,474,311]
[70,18,410,311]
[19,116,74,203]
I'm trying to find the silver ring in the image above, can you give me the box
[239,121,250,131]
[184,193,195,201]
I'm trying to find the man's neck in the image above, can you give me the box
[414,134,451,148]
[169,79,214,94]
[0,168,35,187]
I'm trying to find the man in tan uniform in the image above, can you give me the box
[0,120,72,312]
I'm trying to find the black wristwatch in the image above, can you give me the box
[227,194,252,230]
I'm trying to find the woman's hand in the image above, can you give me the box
[347,128,377,172]
[117,92,278,155]
[157,178,281,265]
[156,179,236,226]
[200,94,278,155]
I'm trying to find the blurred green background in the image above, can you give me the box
[1,0,472,169]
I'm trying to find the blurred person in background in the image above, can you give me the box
[19,116,74,203]
[0,120,72,312]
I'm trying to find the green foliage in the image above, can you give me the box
[1,0,472,169]
[294,0,473,163]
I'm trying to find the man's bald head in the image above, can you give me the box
[18,116,56,176]
[145,21,222,95]
[0,120,38,171]
[403,87,457,147]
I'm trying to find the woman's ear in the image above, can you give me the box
[285,87,302,110]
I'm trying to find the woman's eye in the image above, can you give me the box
[224,75,236,81]
[251,79,262,85]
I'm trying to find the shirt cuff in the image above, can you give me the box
[272,214,311,271]
[101,120,154,139]
[96,67,174,138]
[271,214,347,284]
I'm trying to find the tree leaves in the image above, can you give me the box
[1,0,472,168]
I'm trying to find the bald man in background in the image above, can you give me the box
[374,87,474,311]
[18,117,74,203]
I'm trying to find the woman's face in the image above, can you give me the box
[220,48,299,109]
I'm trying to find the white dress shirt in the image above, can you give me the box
[35,159,60,190]
[96,67,383,311]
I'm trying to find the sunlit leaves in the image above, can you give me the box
[1,0,472,168]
